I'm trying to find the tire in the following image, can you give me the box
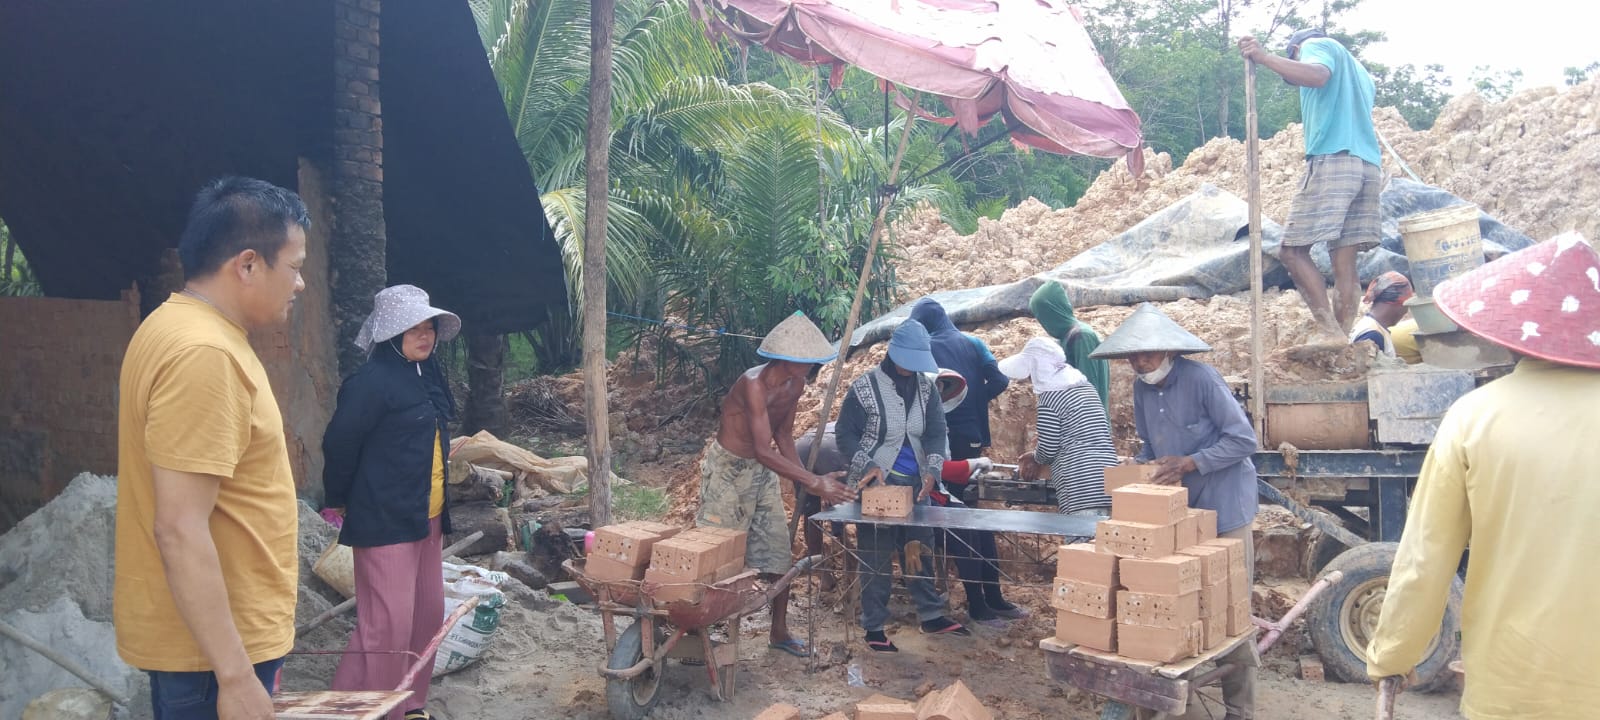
[1306,542,1463,692]
[1305,529,1352,576]
[606,621,665,720]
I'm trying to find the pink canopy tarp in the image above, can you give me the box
[689,0,1144,171]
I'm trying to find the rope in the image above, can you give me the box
[1378,129,1423,183]
[605,311,763,340]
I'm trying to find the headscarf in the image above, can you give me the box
[1364,272,1415,306]
[1028,282,1110,410]
[998,337,1089,394]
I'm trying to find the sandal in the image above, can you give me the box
[865,631,899,652]
[919,616,972,636]
[768,638,813,658]
[403,711,431,720]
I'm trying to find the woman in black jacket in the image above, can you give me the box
[324,284,459,720]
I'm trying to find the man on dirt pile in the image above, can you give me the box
[1240,29,1381,341]
[695,311,855,659]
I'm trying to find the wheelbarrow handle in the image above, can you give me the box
[1375,675,1400,720]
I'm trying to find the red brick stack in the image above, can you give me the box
[583,521,748,605]
[1049,474,1250,664]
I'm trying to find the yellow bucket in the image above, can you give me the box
[1399,203,1483,297]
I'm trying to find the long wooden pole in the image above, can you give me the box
[793,95,920,536]
[584,0,616,528]
[1245,59,1267,443]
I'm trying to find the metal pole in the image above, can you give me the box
[1245,59,1267,444]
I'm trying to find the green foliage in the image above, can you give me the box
[477,0,936,387]
[1565,62,1600,87]
[1469,65,1524,103]
[1370,61,1453,130]
[0,219,41,297]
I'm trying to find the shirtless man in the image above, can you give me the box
[696,312,855,657]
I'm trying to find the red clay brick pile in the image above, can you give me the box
[843,679,992,720]
[584,521,748,604]
[1049,474,1252,664]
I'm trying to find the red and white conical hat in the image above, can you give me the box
[1434,233,1600,369]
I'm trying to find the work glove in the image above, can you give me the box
[967,456,994,479]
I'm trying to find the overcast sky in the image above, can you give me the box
[1333,1,1595,93]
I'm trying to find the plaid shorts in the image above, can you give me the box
[695,439,792,575]
[1283,153,1382,250]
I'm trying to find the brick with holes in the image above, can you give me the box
[1119,555,1202,595]
[1117,590,1201,629]
[1052,578,1117,618]
[1096,519,1179,559]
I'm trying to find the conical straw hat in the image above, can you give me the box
[1435,233,1600,369]
[758,311,839,364]
[1089,303,1212,359]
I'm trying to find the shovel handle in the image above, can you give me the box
[1375,676,1400,720]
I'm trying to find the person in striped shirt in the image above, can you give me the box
[997,337,1117,517]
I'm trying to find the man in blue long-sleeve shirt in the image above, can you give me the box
[1091,303,1260,720]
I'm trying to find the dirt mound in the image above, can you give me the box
[895,79,1600,304]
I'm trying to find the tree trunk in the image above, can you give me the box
[330,0,388,378]
[584,0,616,528]
[463,333,510,438]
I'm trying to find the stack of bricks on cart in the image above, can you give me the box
[1048,474,1250,663]
[583,521,749,604]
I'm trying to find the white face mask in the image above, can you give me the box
[1137,356,1175,385]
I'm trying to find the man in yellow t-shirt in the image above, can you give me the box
[116,176,310,720]
[1366,234,1600,719]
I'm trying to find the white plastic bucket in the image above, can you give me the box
[1399,204,1483,297]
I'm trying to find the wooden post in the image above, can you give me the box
[1245,59,1267,444]
[584,0,616,528]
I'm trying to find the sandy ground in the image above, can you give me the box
[322,561,1466,720]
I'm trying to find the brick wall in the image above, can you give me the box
[0,291,139,532]
[253,159,339,501]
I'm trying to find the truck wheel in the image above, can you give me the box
[606,621,665,720]
[1307,542,1462,692]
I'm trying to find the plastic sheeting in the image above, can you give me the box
[852,179,1533,349]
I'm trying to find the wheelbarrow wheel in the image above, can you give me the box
[606,620,664,720]
[1306,542,1463,692]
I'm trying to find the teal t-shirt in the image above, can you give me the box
[1297,37,1380,166]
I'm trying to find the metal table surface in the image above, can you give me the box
[812,502,1097,537]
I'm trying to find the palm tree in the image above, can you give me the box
[472,0,945,386]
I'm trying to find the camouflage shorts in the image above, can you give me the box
[695,439,791,575]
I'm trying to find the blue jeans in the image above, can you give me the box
[147,657,284,720]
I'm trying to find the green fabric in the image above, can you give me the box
[1028,282,1110,410]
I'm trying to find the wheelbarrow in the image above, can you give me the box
[562,554,819,720]
[1041,570,1343,719]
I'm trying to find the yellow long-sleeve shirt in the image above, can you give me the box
[1365,360,1600,719]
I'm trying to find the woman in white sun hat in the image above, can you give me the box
[323,284,461,720]
[998,337,1118,518]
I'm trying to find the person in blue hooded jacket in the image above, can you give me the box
[907,298,1026,624]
